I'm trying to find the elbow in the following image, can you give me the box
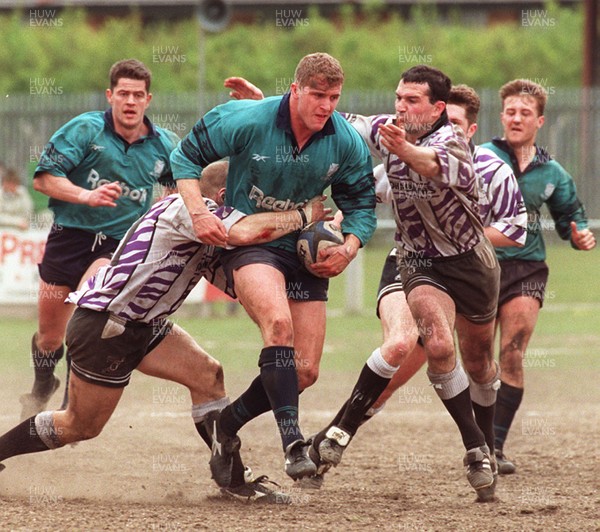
[32,178,45,194]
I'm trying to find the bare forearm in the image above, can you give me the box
[484,227,522,248]
[177,178,211,215]
[33,173,88,204]
[400,144,440,178]
[228,210,303,245]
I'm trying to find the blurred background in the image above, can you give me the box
[0,0,598,311]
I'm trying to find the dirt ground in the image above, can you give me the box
[0,364,598,532]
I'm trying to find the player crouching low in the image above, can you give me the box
[0,161,331,505]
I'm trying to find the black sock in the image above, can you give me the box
[259,346,302,450]
[219,376,272,437]
[472,402,496,453]
[338,364,391,437]
[494,381,523,450]
[441,388,486,451]
[0,416,51,462]
[31,334,63,392]
[194,419,213,449]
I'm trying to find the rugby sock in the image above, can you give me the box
[428,360,485,451]
[192,397,231,448]
[259,346,303,450]
[0,413,63,462]
[218,376,272,437]
[31,333,64,395]
[337,349,398,436]
[192,398,247,488]
[469,363,501,453]
[472,403,496,454]
[493,381,523,451]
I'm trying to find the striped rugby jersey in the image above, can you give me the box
[344,112,483,257]
[374,144,527,246]
[66,194,243,323]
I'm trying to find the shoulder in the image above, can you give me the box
[58,111,104,135]
[214,96,280,121]
[155,125,180,149]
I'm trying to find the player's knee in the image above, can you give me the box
[266,316,294,345]
[382,336,416,366]
[424,337,453,364]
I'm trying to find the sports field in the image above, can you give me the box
[0,243,598,530]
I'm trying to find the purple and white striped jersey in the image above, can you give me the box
[66,194,245,323]
[344,113,483,257]
[473,146,526,245]
[373,146,527,246]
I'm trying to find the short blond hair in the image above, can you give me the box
[294,53,344,89]
[199,160,229,199]
[499,79,547,116]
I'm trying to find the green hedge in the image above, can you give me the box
[1,3,582,95]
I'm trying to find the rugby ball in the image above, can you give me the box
[297,221,344,276]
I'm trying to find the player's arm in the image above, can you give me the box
[170,108,236,246]
[227,196,332,246]
[378,122,441,178]
[33,171,121,207]
[484,160,527,247]
[177,177,228,247]
[546,166,596,250]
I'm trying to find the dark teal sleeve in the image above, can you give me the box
[35,114,99,178]
[171,104,238,180]
[331,140,377,246]
[546,163,588,248]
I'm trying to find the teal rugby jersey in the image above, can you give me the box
[171,94,376,253]
[483,138,589,262]
[35,110,179,239]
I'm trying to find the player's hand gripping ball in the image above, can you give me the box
[297,221,344,277]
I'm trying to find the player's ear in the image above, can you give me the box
[105,88,113,104]
[218,187,226,205]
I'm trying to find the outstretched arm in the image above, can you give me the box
[227,196,332,246]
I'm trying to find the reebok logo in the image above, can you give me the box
[249,185,305,211]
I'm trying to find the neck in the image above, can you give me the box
[114,121,148,144]
[510,139,536,171]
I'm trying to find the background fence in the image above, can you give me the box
[1,87,599,220]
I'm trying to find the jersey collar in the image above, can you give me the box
[491,137,552,177]
[415,110,449,144]
[275,93,336,147]
[103,109,159,146]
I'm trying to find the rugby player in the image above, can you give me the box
[21,59,179,419]
[0,161,331,503]
[481,79,595,474]
[308,84,527,493]
[171,53,377,482]
[310,66,502,501]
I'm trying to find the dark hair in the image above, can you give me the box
[109,59,152,92]
[401,65,451,103]
[448,84,480,124]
